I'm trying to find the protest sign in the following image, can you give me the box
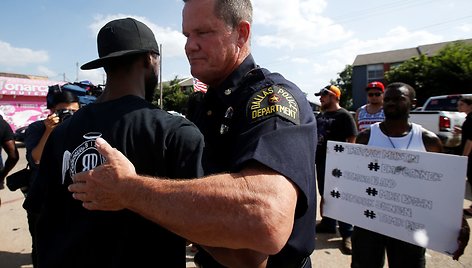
[324,141,467,255]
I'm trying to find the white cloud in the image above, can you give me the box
[458,23,472,33]
[79,69,106,86]
[274,26,446,98]
[36,66,58,78]
[89,14,186,58]
[252,0,352,50]
[0,41,49,66]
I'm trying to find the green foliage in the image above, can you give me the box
[331,64,353,109]
[150,76,192,114]
[385,41,472,105]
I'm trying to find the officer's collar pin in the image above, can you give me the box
[224,88,232,95]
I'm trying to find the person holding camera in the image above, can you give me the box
[22,89,79,267]
[26,90,80,167]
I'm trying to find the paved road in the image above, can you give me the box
[1,147,471,267]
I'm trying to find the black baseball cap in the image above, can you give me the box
[81,17,159,70]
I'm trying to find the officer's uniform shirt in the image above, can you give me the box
[191,54,318,267]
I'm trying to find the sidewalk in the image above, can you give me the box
[1,147,471,267]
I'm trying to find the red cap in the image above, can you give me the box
[366,81,385,92]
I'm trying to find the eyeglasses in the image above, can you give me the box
[321,90,331,96]
[368,92,382,97]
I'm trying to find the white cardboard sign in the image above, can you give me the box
[324,141,467,255]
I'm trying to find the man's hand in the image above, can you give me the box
[68,137,137,211]
[452,216,470,261]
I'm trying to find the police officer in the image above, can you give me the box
[70,0,318,267]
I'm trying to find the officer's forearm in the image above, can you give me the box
[126,167,297,255]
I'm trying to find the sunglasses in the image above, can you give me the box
[368,92,382,97]
[321,90,331,96]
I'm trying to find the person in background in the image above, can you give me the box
[25,90,80,172]
[0,115,19,194]
[314,84,357,255]
[457,96,472,216]
[69,0,318,267]
[22,89,80,267]
[25,17,204,267]
[355,81,385,131]
[352,82,470,268]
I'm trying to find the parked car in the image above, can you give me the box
[410,93,472,153]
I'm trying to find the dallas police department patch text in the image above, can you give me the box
[247,85,300,124]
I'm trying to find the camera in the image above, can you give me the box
[55,109,75,122]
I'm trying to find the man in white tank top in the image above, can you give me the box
[355,81,385,131]
[352,82,469,268]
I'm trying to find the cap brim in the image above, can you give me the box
[80,49,156,70]
[314,92,321,96]
[365,87,383,92]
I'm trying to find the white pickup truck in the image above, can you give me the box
[409,94,471,153]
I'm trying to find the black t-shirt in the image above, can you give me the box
[316,108,357,162]
[191,54,318,267]
[461,112,472,157]
[28,95,204,268]
[461,112,472,176]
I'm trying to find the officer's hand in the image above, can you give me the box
[69,137,137,211]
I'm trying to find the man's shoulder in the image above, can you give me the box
[415,123,443,152]
[245,74,313,126]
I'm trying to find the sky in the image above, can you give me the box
[1,0,471,103]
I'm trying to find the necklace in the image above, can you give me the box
[385,124,413,150]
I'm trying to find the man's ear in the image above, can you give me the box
[411,98,417,109]
[236,20,251,48]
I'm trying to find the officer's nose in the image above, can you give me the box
[185,36,199,54]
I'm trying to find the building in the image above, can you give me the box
[351,38,472,109]
[0,73,65,131]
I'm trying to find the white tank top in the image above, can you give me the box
[368,122,426,152]
[357,105,385,131]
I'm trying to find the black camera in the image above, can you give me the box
[55,109,75,122]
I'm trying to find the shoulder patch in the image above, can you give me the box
[247,85,300,124]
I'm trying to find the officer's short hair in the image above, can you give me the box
[183,0,253,28]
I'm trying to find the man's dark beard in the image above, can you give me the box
[145,67,158,102]
[385,109,409,120]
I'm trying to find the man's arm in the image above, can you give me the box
[421,128,443,153]
[356,128,371,145]
[462,139,472,157]
[346,135,356,143]
[0,119,19,180]
[0,139,19,179]
[354,108,361,130]
[70,138,297,256]
[31,115,59,164]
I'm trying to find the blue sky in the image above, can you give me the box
[1,0,471,102]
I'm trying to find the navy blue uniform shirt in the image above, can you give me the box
[190,54,317,268]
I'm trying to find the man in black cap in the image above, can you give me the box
[26,17,204,267]
[70,0,318,267]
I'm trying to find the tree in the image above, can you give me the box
[385,41,472,105]
[150,76,192,114]
[330,64,353,109]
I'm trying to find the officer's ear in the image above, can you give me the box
[411,98,417,109]
[236,20,251,48]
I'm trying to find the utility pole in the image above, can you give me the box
[76,62,79,81]
[159,44,163,109]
